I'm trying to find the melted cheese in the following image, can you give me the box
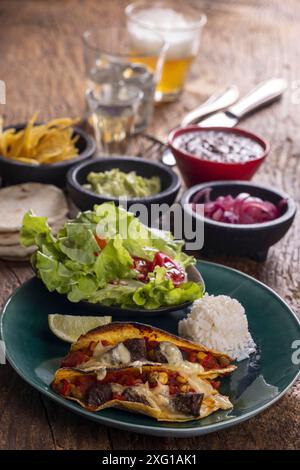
[157,342,208,377]
[96,369,107,381]
[111,383,125,394]
[159,342,183,364]
[180,360,205,374]
[186,375,214,395]
[89,340,205,374]
[78,342,113,371]
[157,343,206,376]
[93,341,108,357]
[78,361,106,372]
[111,343,131,365]
[89,342,131,368]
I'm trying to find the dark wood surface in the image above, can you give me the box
[0,0,299,450]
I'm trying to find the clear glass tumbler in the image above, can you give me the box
[86,82,142,155]
[126,1,207,102]
[83,26,167,133]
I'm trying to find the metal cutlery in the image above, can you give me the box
[199,78,287,127]
[180,85,239,127]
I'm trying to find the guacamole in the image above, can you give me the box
[83,169,161,198]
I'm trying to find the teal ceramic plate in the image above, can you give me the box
[1,261,299,437]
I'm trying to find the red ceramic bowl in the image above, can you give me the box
[168,126,270,187]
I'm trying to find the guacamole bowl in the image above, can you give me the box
[67,156,181,213]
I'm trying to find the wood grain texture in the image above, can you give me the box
[0,0,299,450]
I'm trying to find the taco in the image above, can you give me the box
[61,322,236,378]
[52,364,232,421]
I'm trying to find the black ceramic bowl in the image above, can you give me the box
[0,124,96,187]
[67,156,181,212]
[181,181,296,261]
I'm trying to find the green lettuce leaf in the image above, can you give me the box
[128,267,204,310]
[94,235,133,286]
[20,210,54,247]
[57,222,99,265]
[87,280,143,306]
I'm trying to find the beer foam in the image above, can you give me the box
[128,7,199,60]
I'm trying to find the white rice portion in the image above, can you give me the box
[178,294,256,361]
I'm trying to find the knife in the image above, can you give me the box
[162,78,287,166]
[180,85,239,127]
[198,78,287,127]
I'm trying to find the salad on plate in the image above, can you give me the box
[20,203,204,310]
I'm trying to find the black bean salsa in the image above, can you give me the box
[174,130,263,163]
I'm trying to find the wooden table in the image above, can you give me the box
[0,0,299,450]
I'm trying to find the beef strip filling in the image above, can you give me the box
[123,338,147,362]
[180,349,190,361]
[150,345,168,363]
[87,383,112,408]
[172,393,204,417]
[122,388,151,406]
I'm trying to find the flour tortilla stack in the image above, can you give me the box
[0,183,68,260]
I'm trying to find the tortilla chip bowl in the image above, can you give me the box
[0,123,96,187]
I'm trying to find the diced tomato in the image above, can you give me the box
[102,370,142,387]
[151,252,186,287]
[211,380,221,390]
[133,257,151,272]
[149,381,158,389]
[166,268,186,287]
[125,376,142,387]
[113,393,124,401]
[132,252,186,287]
[201,353,219,370]
[57,379,71,396]
[132,256,153,283]
[121,375,136,386]
[95,235,107,250]
[188,352,198,363]
[134,378,143,385]
[167,371,178,381]
[151,252,167,269]
[61,351,89,368]
[102,372,117,384]
[168,384,180,395]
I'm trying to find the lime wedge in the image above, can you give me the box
[48,314,112,343]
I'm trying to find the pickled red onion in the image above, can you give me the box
[192,189,287,224]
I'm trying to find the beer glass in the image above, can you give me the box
[126,1,207,102]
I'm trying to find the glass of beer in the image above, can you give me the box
[126,1,207,102]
